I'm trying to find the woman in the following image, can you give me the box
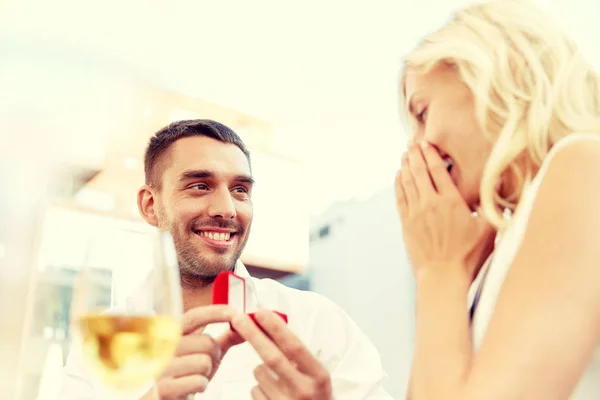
[395,1,600,399]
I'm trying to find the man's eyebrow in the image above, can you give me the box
[178,169,215,182]
[233,175,255,186]
[178,169,254,186]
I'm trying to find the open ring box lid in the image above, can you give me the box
[212,271,288,330]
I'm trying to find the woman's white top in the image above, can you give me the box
[468,133,600,399]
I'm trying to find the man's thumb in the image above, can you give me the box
[206,329,245,379]
[215,329,245,357]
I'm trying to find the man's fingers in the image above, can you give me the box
[254,365,288,399]
[215,328,245,354]
[253,310,327,378]
[182,305,236,335]
[251,385,269,400]
[155,307,242,400]
[230,313,300,384]
[208,328,245,378]
[233,312,332,400]
[175,334,221,361]
[157,374,209,398]
[163,353,214,378]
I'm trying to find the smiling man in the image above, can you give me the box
[139,121,255,311]
[59,119,391,400]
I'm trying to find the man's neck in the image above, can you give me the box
[182,285,214,312]
[180,276,215,312]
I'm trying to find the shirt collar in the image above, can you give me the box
[233,259,251,278]
[125,260,260,313]
[233,260,261,312]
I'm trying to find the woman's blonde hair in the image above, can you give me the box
[399,0,600,228]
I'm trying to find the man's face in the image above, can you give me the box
[150,136,253,281]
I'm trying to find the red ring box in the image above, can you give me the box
[212,271,288,332]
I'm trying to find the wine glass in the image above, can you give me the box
[70,230,183,399]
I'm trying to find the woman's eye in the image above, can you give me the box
[416,107,428,123]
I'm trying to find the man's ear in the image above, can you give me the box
[138,184,159,227]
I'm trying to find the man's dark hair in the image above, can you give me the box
[144,119,251,188]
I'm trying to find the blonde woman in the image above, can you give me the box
[395,1,600,399]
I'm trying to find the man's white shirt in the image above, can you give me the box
[59,262,392,399]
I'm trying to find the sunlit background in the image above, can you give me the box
[0,0,598,398]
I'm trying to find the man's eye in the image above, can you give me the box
[191,183,209,190]
[233,186,249,194]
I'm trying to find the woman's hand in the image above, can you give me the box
[395,141,495,281]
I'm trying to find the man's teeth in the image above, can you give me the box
[198,231,231,241]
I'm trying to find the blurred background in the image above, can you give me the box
[0,0,598,398]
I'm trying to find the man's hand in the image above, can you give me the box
[231,310,332,400]
[147,305,244,400]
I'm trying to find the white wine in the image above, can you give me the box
[76,314,181,389]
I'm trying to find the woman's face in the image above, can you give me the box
[404,64,493,208]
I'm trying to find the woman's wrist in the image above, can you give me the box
[415,264,472,292]
[413,263,472,323]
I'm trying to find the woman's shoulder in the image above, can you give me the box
[545,132,600,162]
[512,132,600,225]
[532,132,600,187]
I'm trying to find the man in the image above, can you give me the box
[60,119,391,399]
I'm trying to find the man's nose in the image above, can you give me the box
[206,187,236,219]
